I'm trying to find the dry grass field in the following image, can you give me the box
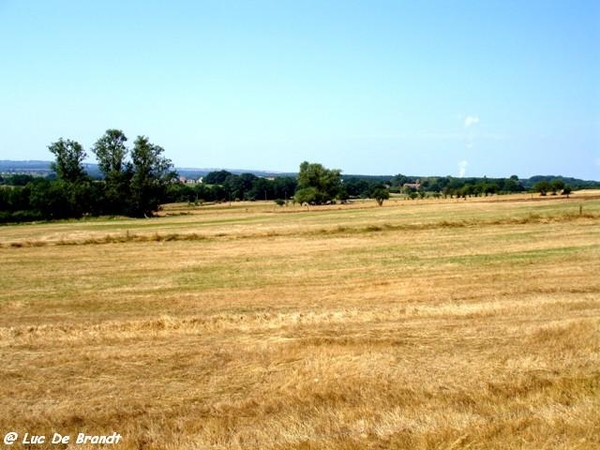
[1,192,599,449]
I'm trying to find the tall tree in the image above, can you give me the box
[295,161,341,204]
[92,129,132,214]
[92,129,129,177]
[47,138,97,217]
[129,136,175,217]
[48,138,88,182]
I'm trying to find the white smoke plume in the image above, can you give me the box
[458,160,468,177]
[464,116,479,128]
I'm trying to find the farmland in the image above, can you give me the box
[1,193,599,449]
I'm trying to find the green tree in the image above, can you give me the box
[551,179,565,195]
[533,180,551,196]
[294,186,319,205]
[343,177,372,198]
[371,185,390,206]
[129,136,175,217]
[47,137,98,218]
[295,161,341,205]
[204,170,232,185]
[248,176,273,201]
[223,174,243,201]
[92,129,132,214]
[391,174,411,187]
[29,179,72,219]
[237,173,259,200]
[3,174,35,186]
[504,175,524,193]
[402,185,415,198]
[93,129,129,176]
[272,177,297,201]
[48,138,88,182]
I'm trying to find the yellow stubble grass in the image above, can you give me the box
[0,193,599,449]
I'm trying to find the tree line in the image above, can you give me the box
[169,170,580,207]
[167,171,298,205]
[0,135,589,224]
[0,130,174,223]
[387,174,576,198]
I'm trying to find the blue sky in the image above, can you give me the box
[1,1,599,178]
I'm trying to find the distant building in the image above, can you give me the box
[403,181,421,190]
[178,176,200,184]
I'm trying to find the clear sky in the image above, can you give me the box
[1,0,599,178]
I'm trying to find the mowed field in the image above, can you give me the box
[1,193,599,449]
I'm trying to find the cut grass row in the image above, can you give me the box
[3,210,598,248]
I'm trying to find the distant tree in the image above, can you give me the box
[391,174,411,187]
[503,175,524,193]
[0,188,7,211]
[92,129,132,214]
[295,161,341,205]
[294,186,319,205]
[248,177,273,201]
[3,174,35,186]
[48,138,88,182]
[129,136,175,217]
[480,181,499,196]
[272,177,297,201]
[442,186,454,198]
[223,173,258,201]
[338,184,350,203]
[551,179,565,195]
[211,184,227,202]
[0,183,32,214]
[562,184,572,198]
[462,184,477,197]
[343,177,372,198]
[238,173,259,200]
[69,178,102,217]
[427,178,443,193]
[29,179,72,219]
[46,137,101,217]
[402,185,415,198]
[204,170,232,185]
[370,185,390,206]
[165,183,197,204]
[533,180,551,196]
[93,129,129,177]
